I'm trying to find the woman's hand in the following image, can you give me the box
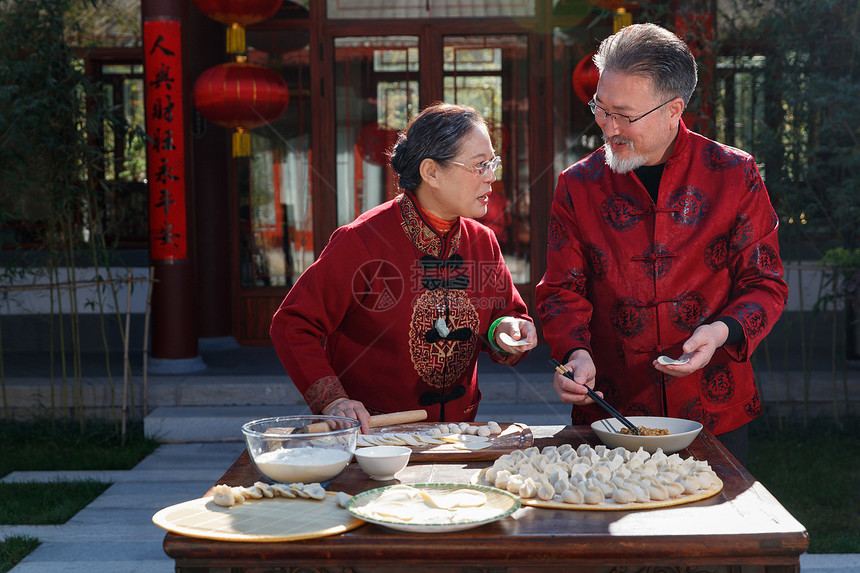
[322,398,372,433]
[495,317,538,354]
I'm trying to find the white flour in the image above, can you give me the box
[254,447,351,483]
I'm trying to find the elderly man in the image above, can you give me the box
[536,23,788,465]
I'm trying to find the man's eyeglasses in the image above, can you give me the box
[448,155,502,176]
[588,98,674,126]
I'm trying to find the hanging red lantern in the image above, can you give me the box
[193,58,289,157]
[192,0,284,54]
[572,52,600,105]
[356,122,398,167]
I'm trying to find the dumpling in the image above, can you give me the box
[611,486,636,504]
[622,480,650,502]
[493,469,512,490]
[537,484,554,501]
[695,470,720,489]
[334,491,351,508]
[271,483,297,498]
[254,481,275,498]
[518,477,538,499]
[212,484,237,507]
[663,480,685,498]
[580,483,605,505]
[507,475,526,494]
[643,477,669,501]
[561,487,584,504]
[678,475,701,494]
[303,483,327,501]
[237,485,263,499]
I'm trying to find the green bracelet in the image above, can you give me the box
[487,316,510,354]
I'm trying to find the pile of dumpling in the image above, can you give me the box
[212,481,327,507]
[480,443,721,506]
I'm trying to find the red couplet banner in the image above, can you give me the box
[143,19,187,261]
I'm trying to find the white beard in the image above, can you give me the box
[603,135,647,174]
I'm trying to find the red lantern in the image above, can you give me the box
[572,52,600,105]
[193,59,289,157]
[356,122,398,167]
[192,0,284,54]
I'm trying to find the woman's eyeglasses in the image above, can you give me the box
[448,155,502,176]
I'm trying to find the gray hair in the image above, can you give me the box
[592,23,698,106]
[390,102,486,192]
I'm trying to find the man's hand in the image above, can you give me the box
[653,321,729,377]
[554,349,601,405]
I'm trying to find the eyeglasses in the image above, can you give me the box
[448,155,502,176]
[588,98,674,126]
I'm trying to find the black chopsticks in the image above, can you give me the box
[550,359,640,435]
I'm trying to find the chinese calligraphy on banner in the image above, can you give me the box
[144,19,187,260]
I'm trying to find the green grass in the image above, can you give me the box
[0,535,40,573]
[0,419,159,478]
[0,481,110,524]
[0,418,159,571]
[748,415,860,554]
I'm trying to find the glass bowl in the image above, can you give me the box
[241,415,360,484]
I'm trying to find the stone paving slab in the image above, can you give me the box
[3,443,246,573]
[1,523,164,543]
[1,469,235,483]
[10,559,173,573]
[800,554,860,573]
[87,481,220,510]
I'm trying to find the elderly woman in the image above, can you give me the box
[270,103,536,433]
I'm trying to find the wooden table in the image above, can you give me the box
[162,425,808,573]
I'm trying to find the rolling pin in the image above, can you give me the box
[302,409,428,434]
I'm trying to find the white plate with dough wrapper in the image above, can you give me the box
[346,483,520,533]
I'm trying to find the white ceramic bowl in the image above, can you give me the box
[241,416,360,484]
[590,416,703,454]
[354,445,412,480]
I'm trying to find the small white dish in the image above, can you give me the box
[498,332,531,347]
[354,445,411,480]
[657,355,690,366]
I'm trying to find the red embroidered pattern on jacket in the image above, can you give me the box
[397,193,461,257]
[408,289,478,388]
[305,376,347,414]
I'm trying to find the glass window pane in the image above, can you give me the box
[240,32,313,287]
[552,26,603,183]
[334,36,419,227]
[443,34,530,284]
[100,64,148,244]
